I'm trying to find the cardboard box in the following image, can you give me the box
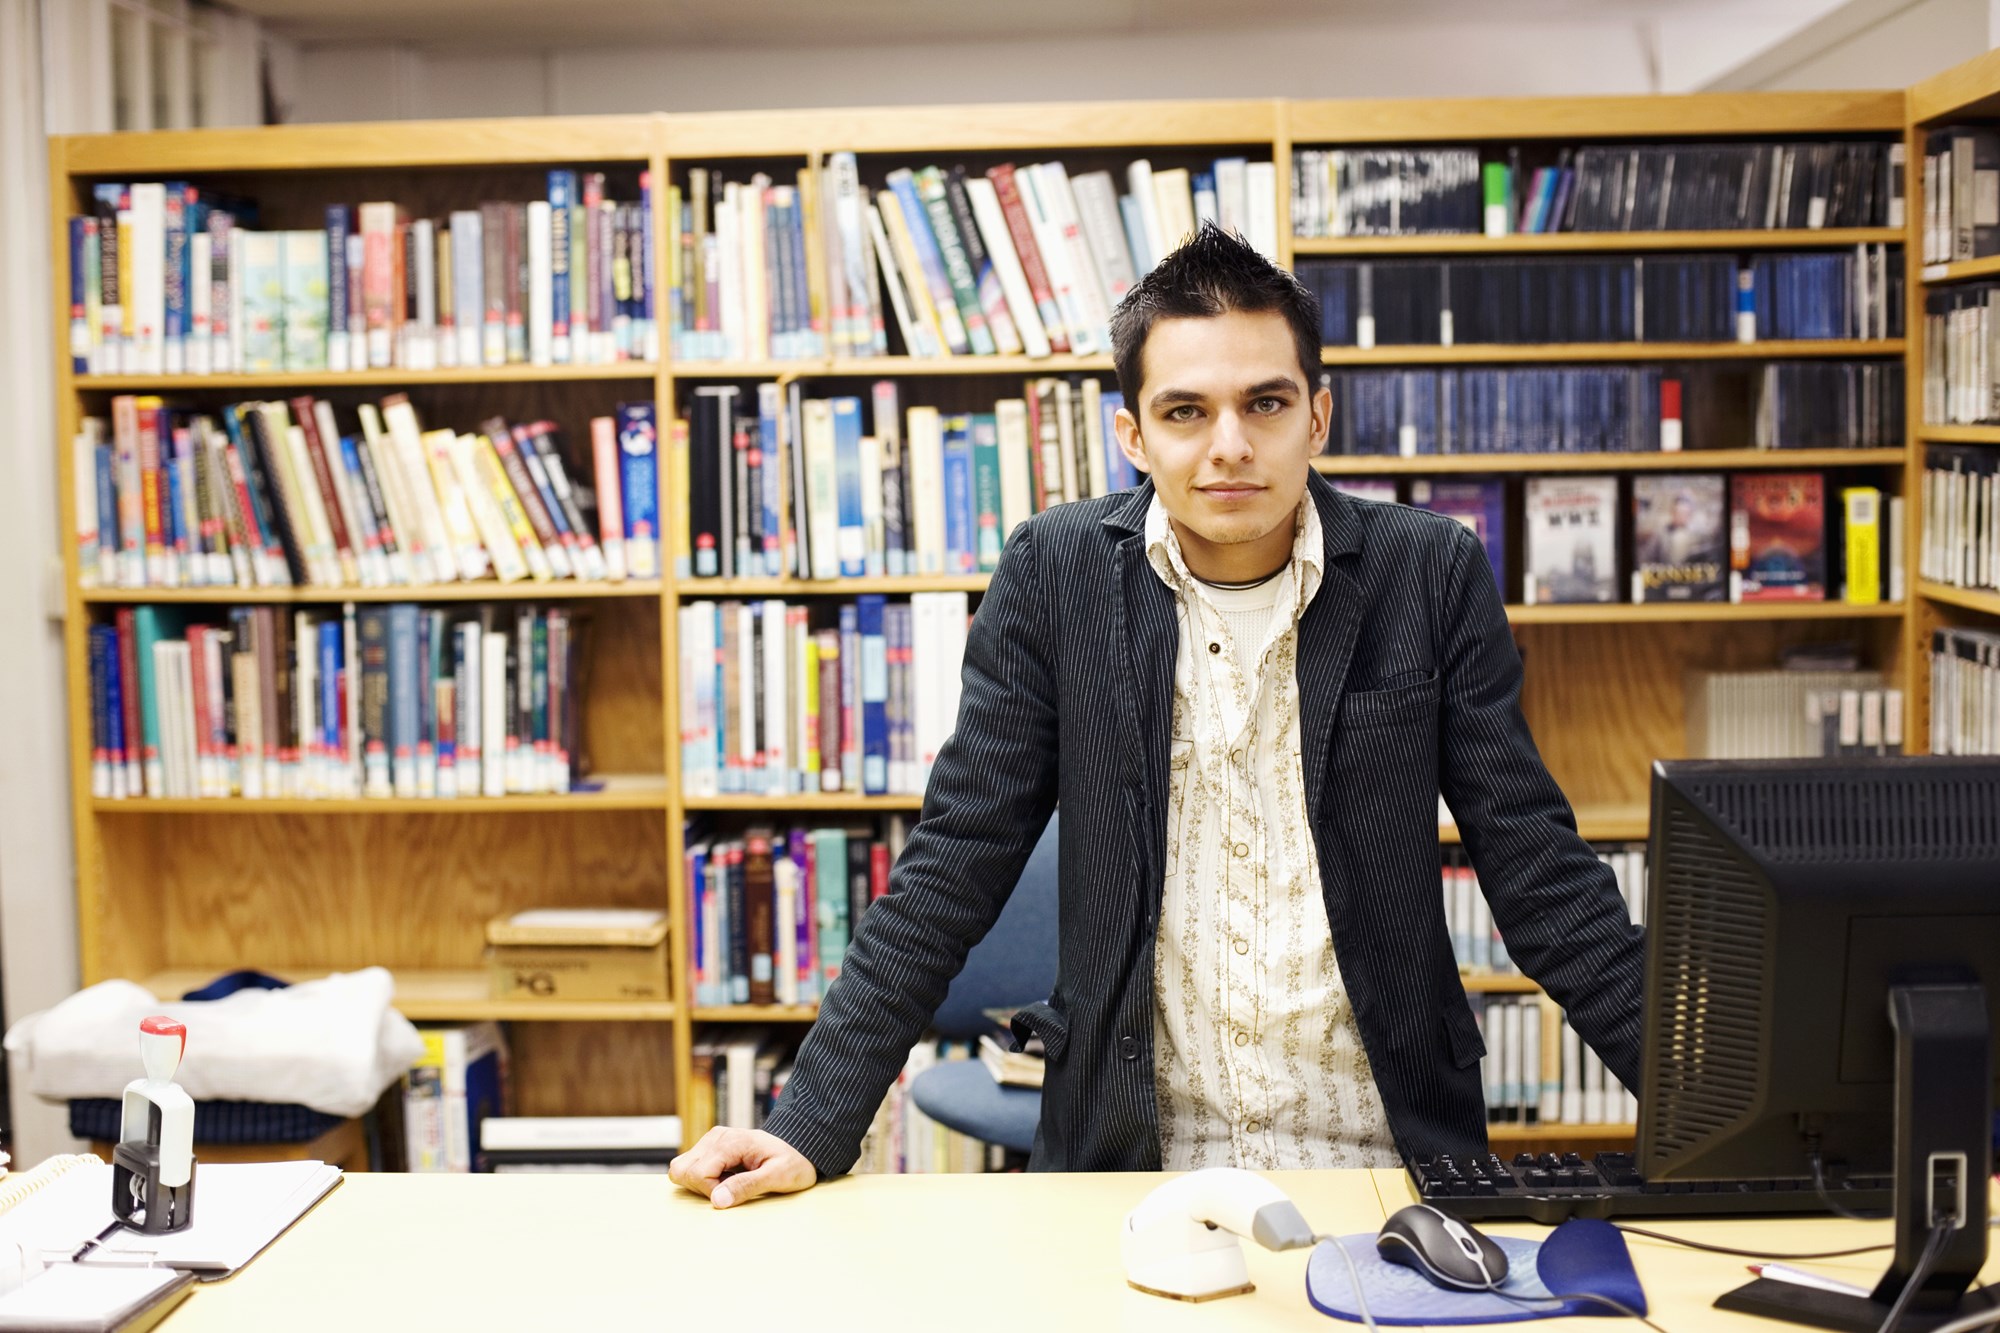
[486,910,670,1003]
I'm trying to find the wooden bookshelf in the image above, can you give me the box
[1918,424,2000,444]
[1294,228,1903,257]
[1918,255,2000,285]
[54,81,1944,1156]
[1315,448,1907,476]
[1919,582,2000,617]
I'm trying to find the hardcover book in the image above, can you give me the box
[1631,473,1726,602]
[1523,476,1617,604]
[1730,471,1826,602]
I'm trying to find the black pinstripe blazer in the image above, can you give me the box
[761,472,1646,1177]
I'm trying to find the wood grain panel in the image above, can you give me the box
[1287,91,1903,143]
[576,600,666,779]
[152,810,667,972]
[61,118,655,175]
[507,1023,678,1117]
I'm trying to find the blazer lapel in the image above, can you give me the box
[1103,483,1177,892]
[1298,474,1367,826]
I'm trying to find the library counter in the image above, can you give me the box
[159,1168,2000,1331]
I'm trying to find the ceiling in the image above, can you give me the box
[232,0,1846,51]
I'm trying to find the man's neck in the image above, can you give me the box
[1170,514,1296,586]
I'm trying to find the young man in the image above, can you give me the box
[669,224,1644,1207]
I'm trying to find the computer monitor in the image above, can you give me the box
[1639,756,2000,1331]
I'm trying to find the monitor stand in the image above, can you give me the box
[1715,982,1994,1333]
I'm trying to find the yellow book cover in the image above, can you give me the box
[470,430,552,581]
[1843,486,1881,605]
[670,416,692,580]
[876,190,950,359]
[796,166,829,354]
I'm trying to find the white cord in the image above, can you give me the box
[1316,1234,1378,1332]
[1919,1305,2000,1333]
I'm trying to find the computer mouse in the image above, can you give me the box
[1376,1203,1509,1291]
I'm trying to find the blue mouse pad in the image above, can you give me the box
[1305,1218,1646,1325]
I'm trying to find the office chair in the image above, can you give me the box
[907,814,1059,1157]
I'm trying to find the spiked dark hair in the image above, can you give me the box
[1109,221,1322,409]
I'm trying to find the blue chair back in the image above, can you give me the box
[930,813,1059,1039]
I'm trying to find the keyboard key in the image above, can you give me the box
[1514,1153,1536,1168]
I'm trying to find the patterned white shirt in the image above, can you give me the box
[1144,494,1397,1171]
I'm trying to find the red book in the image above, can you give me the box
[136,403,166,581]
[288,397,354,576]
[986,164,1069,353]
[1730,472,1826,602]
[744,829,776,1007]
[115,608,142,792]
[1660,378,1683,452]
[187,624,212,792]
[870,841,890,901]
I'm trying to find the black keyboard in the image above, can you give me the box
[1405,1151,1895,1224]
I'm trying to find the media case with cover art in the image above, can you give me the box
[1730,471,1826,601]
[1632,474,1726,602]
[1411,479,1506,592]
[1524,476,1618,604]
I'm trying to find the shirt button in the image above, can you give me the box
[1246,1121,1262,1135]
[1208,641,1221,654]
[1233,939,1249,956]
[1234,1031,1250,1047]
[1233,842,1249,858]
[1119,1035,1138,1061]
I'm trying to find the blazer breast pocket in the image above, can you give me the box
[1340,671,1441,729]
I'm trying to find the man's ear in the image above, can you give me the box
[1309,384,1332,454]
[1114,406,1151,475]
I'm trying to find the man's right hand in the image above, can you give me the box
[669,1127,818,1209]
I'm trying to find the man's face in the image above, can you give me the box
[1113,309,1329,575]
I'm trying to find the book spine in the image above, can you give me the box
[617,402,659,579]
[988,165,1068,352]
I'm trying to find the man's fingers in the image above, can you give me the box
[710,1153,810,1209]
[669,1129,745,1196]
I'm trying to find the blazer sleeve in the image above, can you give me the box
[1432,522,1646,1091]
[760,523,1062,1179]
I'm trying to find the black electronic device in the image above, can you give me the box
[1377,1202,1509,1291]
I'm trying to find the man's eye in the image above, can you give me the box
[1166,405,1200,422]
[1252,397,1287,414]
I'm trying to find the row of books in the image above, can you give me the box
[68,173,657,376]
[86,603,590,801]
[1920,285,2000,424]
[1320,361,1904,458]
[1930,627,2000,756]
[401,1022,507,1174]
[1300,247,1904,346]
[1921,128,2000,265]
[1443,843,1645,979]
[686,820,910,1008]
[1922,446,1999,592]
[679,378,1132,582]
[1331,472,1901,606]
[1686,668,1901,760]
[668,154,1276,362]
[677,593,968,799]
[1473,995,1639,1127]
[1291,141,1903,239]
[75,395,659,591]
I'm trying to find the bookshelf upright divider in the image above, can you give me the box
[53,80,1971,1154]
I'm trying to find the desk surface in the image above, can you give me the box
[162,1168,1995,1332]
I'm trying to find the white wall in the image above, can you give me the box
[287,14,1827,123]
[1705,0,1990,90]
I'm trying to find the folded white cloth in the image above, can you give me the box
[3,968,426,1118]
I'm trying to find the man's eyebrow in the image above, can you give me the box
[1147,377,1302,410]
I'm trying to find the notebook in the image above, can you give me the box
[0,1154,341,1330]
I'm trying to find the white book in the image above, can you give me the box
[356,404,420,585]
[1214,157,1249,240]
[188,232,213,375]
[994,398,1034,541]
[906,405,946,576]
[1470,881,1494,971]
[1081,379,1109,500]
[775,856,800,1006]
[790,612,812,792]
[1067,170,1138,313]
[1503,1000,1525,1120]
[1151,168,1198,255]
[173,641,200,799]
[421,426,489,582]
[293,610,320,796]
[676,605,707,796]
[448,210,483,369]
[481,630,508,797]
[1582,1044,1607,1124]
[128,183,166,375]
[447,432,529,583]
[761,599,789,796]
[1533,1005,1560,1123]
[963,177,1051,359]
[801,399,842,582]
[716,186,745,361]
[1017,166,1092,356]
[740,180,771,362]
[343,231,365,368]
[282,423,341,587]
[1036,162,1114,354]
[1561,1021,1584,1124]
[454,619,481,798]
[861,433,885,578]
[527,201,553,366]
[1245,161,1279,261]
[865,203,927,360]
[73,421,103,589]
[202,627,228,797]
[1127,160,1167,272]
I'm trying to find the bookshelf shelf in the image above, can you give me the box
[92,773,671,814]
[1443,802,1649,845]
[1293,227,1905,257]
[684,793,926,812]
[692,1005,821,1023]
[1918,424,2000,444]
[1919,582,2000,617]
[1920,254,2000,285]
[141,967,676,1023]
[73,364,658,391]
[1458,974,1545,994]
[1505,601,1903,625]
[1319,340,1904,366]
[80,581,666,604]
[667,354,1114,379]
[676,575,989,597]
[1316,447,1907,476]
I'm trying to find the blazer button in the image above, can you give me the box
[1119,1035,1138,1060]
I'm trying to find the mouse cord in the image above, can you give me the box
[1612,1215,2000,1263]
[1313,1234,1378,1332]
[1876,1223,1955,1333]
[1491,1286,1672,1333]
[1810,1148,1893,1223]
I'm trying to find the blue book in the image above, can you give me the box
[1098,390,1135,491]
[788,828,817,1004]
[163,447,187,578]
[87,625,112,793]
[857,594,888,795]
[324,205,349,368]
[93,440,117,579]
[639,171,656,359]
[886,170,969,355]
[812,827,850,987]
[940,415,976,574]
[68,217,89,373]
[387,604,420,798]
[831,397,866,577]
[319,620,341,781]
[1119,194,1152,276]
[756,385,785,576]
[547,171,574,362]
[162,184,189,372]
[687,841,712,1006]
[616,402,660,579]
